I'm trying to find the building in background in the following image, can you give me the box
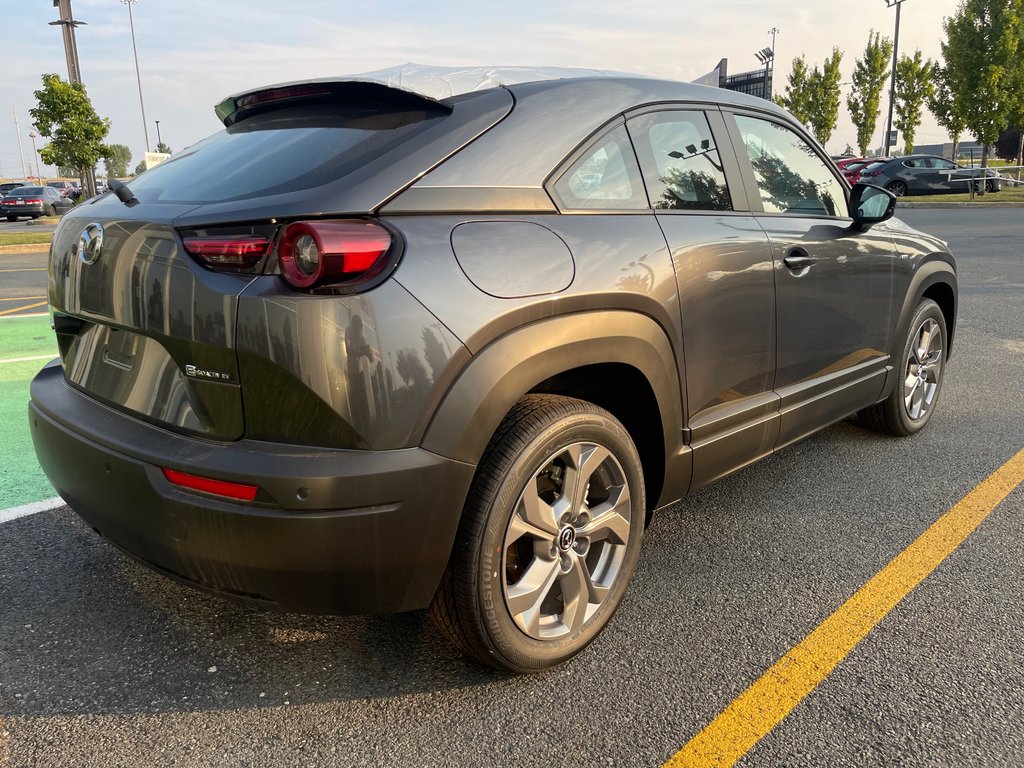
[694,58,773,101]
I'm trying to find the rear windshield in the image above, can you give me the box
[125,102,447,205]
[9,187,43,195]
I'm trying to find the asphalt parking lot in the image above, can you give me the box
[0,209,1022,767]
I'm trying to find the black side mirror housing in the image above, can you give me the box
[850,182,897,231]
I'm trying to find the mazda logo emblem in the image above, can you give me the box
[557,526,576,552]
[77,223,104,265]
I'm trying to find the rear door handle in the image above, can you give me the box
[783,254,815,271]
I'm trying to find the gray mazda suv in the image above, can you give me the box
[30,69,956,672]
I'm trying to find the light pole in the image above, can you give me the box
[883,0,908,157]
[155,119,162,149]
[48,0,97,197]
[122,0,151,153]
[12,107,29,180]
[754,47,775,101]
[28,131,43,181]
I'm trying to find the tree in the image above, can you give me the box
[1004,14,1024,179]
[104,144,132,178]
[894,51,934,154]
[942,0,1023,187]
[847,31,893,156]
[155,141,172,155]
[928,65,967,158]
[807,48,844,146]
[133,160,147,176]
[30,73,110,197]
[777,56,813,125]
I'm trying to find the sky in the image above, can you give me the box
[0,0,964,180]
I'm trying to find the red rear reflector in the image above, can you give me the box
[278,220,392,289]
[162,468,259,501]
[183,236,270,268]
[236,85,331,109]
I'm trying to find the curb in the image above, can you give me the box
[0,244,50,254]
[897,201,1024,209]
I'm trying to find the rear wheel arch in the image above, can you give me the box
[420,311,686,512]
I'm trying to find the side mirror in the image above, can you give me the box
[849,182,897,230]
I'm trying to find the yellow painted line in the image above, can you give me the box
[665,447,1024,768]
[0,301,47,316]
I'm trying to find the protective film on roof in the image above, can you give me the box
[347,63,646,100]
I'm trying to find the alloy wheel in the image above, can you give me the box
[501,441,631,640]
[903,317,942,421]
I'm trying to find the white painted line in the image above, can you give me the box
[0,354,55,364]
[0,497,64,524]
[0,313,49,320]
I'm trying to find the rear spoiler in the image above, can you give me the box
[214,79,453,127]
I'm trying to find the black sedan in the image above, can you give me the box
[858,154,1003,196]
[1,185,71,220]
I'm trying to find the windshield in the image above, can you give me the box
[125,102,446,205]
[8,187,43,196]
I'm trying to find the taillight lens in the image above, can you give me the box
[183,235,270,269]
[235,84,331,110]
[24,198,42,204]
[162,467,259,502]
[278,220,392,289]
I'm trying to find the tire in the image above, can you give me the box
[430,394,645,673]
[5,216,15,222]
[986,179,997,193]
[858,299,947,436]
[48,205,56,216]
[886,180,907,197]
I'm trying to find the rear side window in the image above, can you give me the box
[551,125,647,211]
[125,102,447,205]
[628,111,732,211]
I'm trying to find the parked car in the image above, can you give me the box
[836,156,888,185]
[1,185,70,220]
[30,69,957,673]
[0,181,29,197]
[858,154,1003,196]
[46,180,79,198]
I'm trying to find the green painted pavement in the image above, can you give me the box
[0,315,57,509]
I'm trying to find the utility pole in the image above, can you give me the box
[49,0,97,197]
[123,0,151,153]
[29,131,43,181]
[767,28,780,99]
[13,108,30,180]
[883,0,907,157]
[155,119,162,148]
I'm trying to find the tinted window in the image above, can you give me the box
[9,187,43,196]
[552,125,646,210]
[734,115,847,217]
[629,111,731,211]
[124,102,447,205]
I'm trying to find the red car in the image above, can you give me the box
[835,157,889,185]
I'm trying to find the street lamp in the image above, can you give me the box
[49,0,97,197]
[122,0,151,153]
[754,47,775,101]
[28,130,43,181]
[155,119,162,148]
[883,0,908,156]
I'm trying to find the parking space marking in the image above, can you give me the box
[1,354,55,364]
[0,268,47,273]
[664,447,1024,768]
[0,296,46,301]
[0,497,64,525]
[0,301,47,316]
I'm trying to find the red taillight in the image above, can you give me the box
[23,198,42,204]
[162,468,259,501]
[278,220,392,289]
[183,235,270,268]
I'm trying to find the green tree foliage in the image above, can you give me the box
[928,65,968,158]
[807,48,844,146]
[30,74,110,193]
[777,49,844,146]
[104,144,132,178]
[894,51,935,154]
[133,160,147,176]
[942,0,1023,177]
[155,141,172,155]
[777,56,813,125]
[847,31,893,155]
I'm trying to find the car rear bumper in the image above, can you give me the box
[29,360,475,614]
[2,203,44,216]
